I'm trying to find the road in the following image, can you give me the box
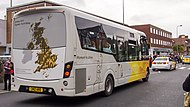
[0,63,189,107]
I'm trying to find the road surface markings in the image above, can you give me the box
[0,90,9,94]
[179,67,187,69]
[151,71,161,75]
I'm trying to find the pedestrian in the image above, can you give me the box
[153,54,157,61]
[183,74,190,91]
[10,61,14,75]
[3,59,11,91]
[149,55,152,68]
[183,74,190,107]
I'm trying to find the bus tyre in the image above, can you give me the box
[104,75,114,96]
[142,69,150,82]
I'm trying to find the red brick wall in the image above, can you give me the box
[131,24,172,49]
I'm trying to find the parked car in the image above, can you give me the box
[152,57,176,71]
[182,55,190,64]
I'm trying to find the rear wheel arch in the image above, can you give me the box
[103,70,115,88]
[102,70,115,96]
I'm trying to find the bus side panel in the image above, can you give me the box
[127,61,149,83]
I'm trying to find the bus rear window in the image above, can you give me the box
[13,12,66,49]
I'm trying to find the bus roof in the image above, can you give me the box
[13,5,146,37]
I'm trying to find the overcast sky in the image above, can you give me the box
[0,0,190,38]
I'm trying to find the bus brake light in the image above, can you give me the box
[63,61,73,78]
[64,71,70,77]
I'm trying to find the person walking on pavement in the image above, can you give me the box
[3,59,11,91]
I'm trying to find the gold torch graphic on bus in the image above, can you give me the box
[27,18,57,73]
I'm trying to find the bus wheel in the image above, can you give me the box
[104,75,114,96]
[142,69,150,82]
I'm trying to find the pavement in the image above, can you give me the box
[0,82,13,94]
[0,82,5,93]
[0,83,4,91]
[0,82,11,94]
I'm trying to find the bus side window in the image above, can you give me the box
[125,41,129,61]
[128,40,138,61]
[117,37,125,62]
[102,39,112,53]
[110,37,117,54]
[140,36,149,60]
[102,35,116,54]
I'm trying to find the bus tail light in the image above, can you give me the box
[63,61,73,78]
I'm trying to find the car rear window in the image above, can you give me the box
[184,56,190,58]
[155,57,168,61]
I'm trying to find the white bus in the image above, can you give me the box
[11,6,150,96]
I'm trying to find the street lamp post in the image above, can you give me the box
[122,0,125,25]
[10,0,12,7]
[176,25,182,55]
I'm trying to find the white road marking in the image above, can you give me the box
[179,67,187,69]
[0,90,9,94]
[188,68,190,70]
[151,71,161,75]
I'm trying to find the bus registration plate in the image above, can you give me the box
[29,87,43,93]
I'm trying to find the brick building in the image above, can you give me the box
[6,0,62,54]
[130,24,173,56]
[172,35,190,55]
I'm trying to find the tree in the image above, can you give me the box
[172,44,185,55]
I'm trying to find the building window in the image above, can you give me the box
[160,31,163,36]
[150,27,152,33]
[164,41,166,45]
[153,29,155,34]
[150,38,153,43]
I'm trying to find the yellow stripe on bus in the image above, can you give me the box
[128,61,149,83]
